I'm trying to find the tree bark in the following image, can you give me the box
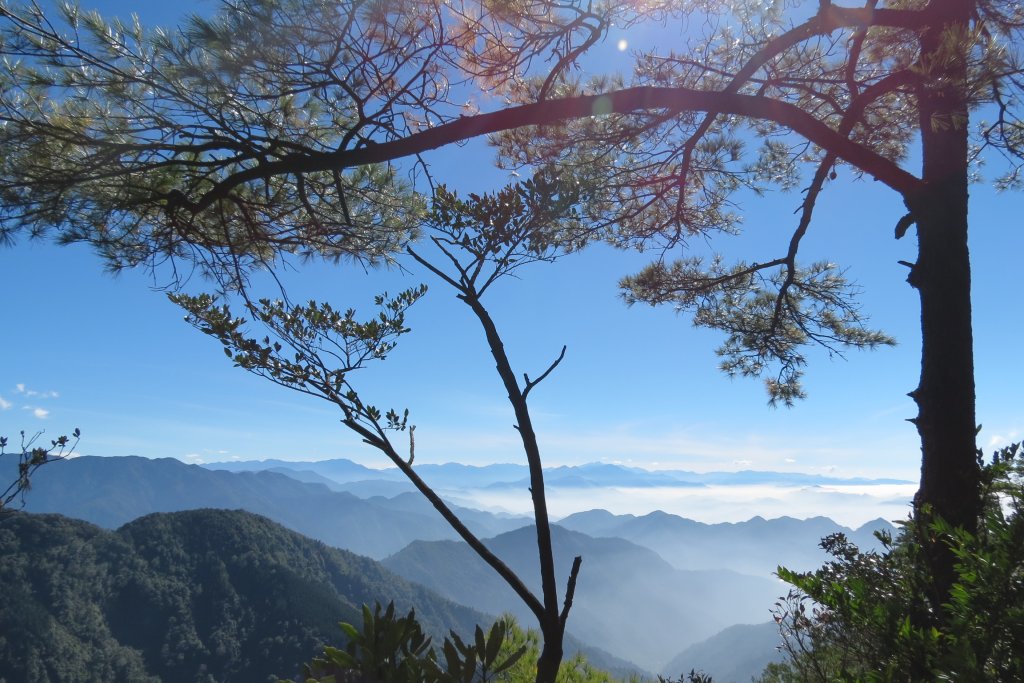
[536,639,563,683]
[460,292,566,683]
[907,0,980,604]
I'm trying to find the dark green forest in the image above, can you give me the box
[0,509,485,682]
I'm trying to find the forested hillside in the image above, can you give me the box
[0,509,486,682]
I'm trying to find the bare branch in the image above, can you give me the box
[523,345,568,399]
[558,555,583,630]
[342,416,547,622]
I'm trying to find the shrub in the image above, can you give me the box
[762,443,1024,682]
[280,602,526,683]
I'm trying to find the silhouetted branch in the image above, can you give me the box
[341,415,547,622]
[187,87,922,216]
[559,555,583,629]
[523,346,567,399]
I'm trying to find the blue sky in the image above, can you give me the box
[2,0,1023,484]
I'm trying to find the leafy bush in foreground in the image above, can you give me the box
[281,603,526,683]
[761,443,1024,682]
[282,604,629,683]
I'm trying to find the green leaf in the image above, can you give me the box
[492,645,527,676]
[484,620,504,666]
[474,624,486,660]
[339,622,359,641]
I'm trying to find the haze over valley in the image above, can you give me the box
[203,456,915,529]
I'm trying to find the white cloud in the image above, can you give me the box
[0,395,11,410]
[732,459,753,468]
[14,384,59,399]
[182,453,204,464]
[784,458,797,464]
[32,407,50,419]
[987,430,1020,448]
[459,483,917,528]
[405,420,919,479]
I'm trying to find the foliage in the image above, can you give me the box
[0,427,80,513]
[170,286,426,439]
[0,0,429,276]
[763,443,1024,682]
[657,671,713,683]
[282,603,527,683]
[620,259,894,407]
[492,619,620,683]
[288,602,436,683]
[284,608,631,683]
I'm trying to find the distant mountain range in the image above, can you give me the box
[661,622,785,683]
[202,457,915,534]
[203,457,913,490]
[0,509,488,682]
[558,509,895,576]
[383,525,780,672]
[10,455,527,558]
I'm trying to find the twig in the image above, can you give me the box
[523,346,567,399]
[559,555,583,629]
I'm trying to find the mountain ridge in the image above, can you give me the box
[201,457,913,488]
[9,455,526,558]
[557,508,896,575]
[661,622,785,683]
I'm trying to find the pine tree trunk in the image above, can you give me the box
[907,0,980,604]
[908,178,979,600]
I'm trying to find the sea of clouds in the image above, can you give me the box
[453,483,917,528]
